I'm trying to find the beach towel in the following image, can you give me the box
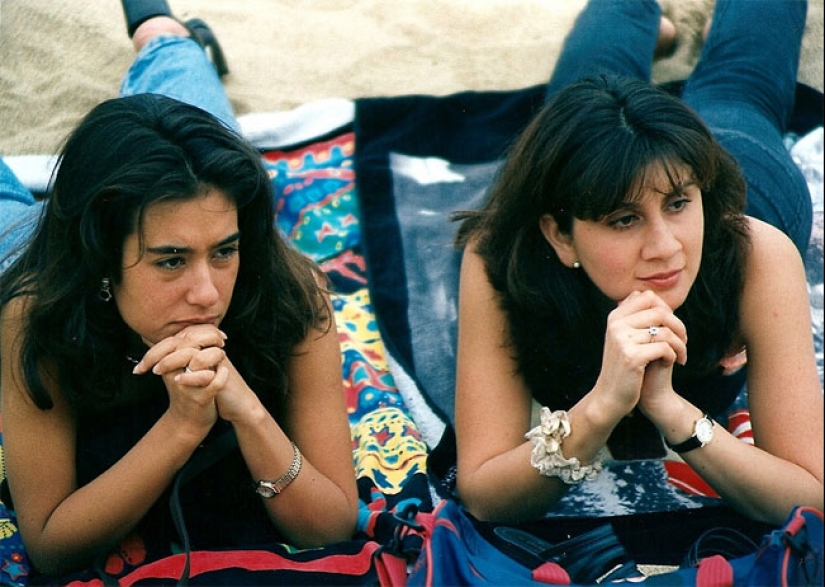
[0,82,822,583]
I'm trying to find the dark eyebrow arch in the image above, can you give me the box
[145,231,241,255]
[652,179,697,198]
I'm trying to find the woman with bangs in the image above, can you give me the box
[452,0,823,560]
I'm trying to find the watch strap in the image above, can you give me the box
[256,442,303,497]
[666,415,713,454]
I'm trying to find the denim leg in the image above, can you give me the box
[119,35,239,133]
[681,0,811,254]
[0,157,43,272]
[546,0,661,100]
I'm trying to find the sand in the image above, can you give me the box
[0,0,822,157]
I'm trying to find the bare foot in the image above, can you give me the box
[654,15,677,59]
[132,16,190,52]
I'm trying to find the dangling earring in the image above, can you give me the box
[572,260,581,269]
[99,277,113,302]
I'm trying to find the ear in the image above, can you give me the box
[539,214,577,267]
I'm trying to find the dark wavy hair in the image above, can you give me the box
[1,94,329,413]
[455,75,750,418]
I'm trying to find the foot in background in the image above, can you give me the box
[655,15,677,59]
[121,0,229,77]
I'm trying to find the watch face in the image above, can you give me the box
[696,418,714,444]
[256,483,276,498]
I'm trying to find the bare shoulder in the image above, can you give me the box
[1,294,29,323]
[460,239,491,284]
[742,217,807,280]
[0,295,31,356]
[739,217,811,339]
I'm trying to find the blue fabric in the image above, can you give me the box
[545,0,663,96]
[120,35,238,132]
[0,159,42,272]
[682,0,812,255]
[0,35,236,271]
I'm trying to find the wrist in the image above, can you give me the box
[525,408,603,484]
[224,398,268,428]
[666,414,716,453]
[156,413,212,465]
[648,398,704,447]
[217,387,266,425]
[581,385,632,433]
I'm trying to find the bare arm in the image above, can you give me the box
[193,292,358,547]
[454,246,620,522]
[0,299,217,575]
[641,219,823,524]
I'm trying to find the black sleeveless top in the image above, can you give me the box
[74,371,285,553]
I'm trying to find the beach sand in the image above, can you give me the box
[0,0,822,157]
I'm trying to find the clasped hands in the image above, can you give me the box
[594,290,688,420]
[132,324,254,431]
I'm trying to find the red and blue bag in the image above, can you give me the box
[409,499,824,586]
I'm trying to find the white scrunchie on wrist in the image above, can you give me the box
[525,407,602,484]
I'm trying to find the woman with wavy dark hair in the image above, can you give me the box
[0,2,357,579]
[453,0,822,543]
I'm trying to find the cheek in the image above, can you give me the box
[218,266,240,295]
[583,243,634,278]
[114,277,178,337]
[581,248,637,299]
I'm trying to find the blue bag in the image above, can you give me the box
[409,499,824,586]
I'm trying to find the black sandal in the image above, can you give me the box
[183,18,230,78]
[121,0,172,37]
[120,0,229,77]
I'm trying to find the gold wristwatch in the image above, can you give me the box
[666,414,715,453]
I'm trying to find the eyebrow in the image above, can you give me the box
[145,231,241,255]
[648,179,697,197]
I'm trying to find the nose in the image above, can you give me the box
[185,262,221,307]
[641,216,682,260]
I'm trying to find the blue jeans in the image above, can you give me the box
[0,35,236,271]
[546,0,812,256]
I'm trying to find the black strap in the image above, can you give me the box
[169,427,239,586]
[90,427,239,587]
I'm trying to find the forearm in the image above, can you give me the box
[458,396,616,523]
[21,412,204,575]
[233,404,357,547]
[671,424,823,524]
[649,396,824,525]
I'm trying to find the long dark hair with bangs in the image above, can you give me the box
[455,75,749,455]
[0,94,329,414]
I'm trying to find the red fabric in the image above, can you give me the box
[531,562,571,584]
[65,542,395,587]
[695,555,734,587]
[665,461,721,498]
